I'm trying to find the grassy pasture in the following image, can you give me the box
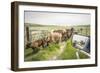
[24,23,90,61]
[72,25,90,36]
[24,43,60,61]
[24,39,90,61]
[58,39,89,60]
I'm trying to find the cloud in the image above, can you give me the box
[25,11,91,26]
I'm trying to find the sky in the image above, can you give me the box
[24,11,91,26]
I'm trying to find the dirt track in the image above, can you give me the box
[51,42,66,60]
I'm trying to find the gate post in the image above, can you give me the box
[26,26,29,42]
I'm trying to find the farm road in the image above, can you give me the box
[51,42,66,60]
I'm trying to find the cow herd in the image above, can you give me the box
[26,28,74,53]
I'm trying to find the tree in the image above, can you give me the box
[80,28,83,35]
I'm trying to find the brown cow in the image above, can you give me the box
[66,28,74,39]
[25,28,74,53]
[25,37,48,53]
[46,30,62,44]
[53,29,67,41]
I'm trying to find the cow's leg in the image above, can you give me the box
[42,42,47,48]
[32,47,39,54]
[47,41,49,46]
[59,36,62,43]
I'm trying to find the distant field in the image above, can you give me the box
[25,23,90,36]
[72,25,90,36]
[26,23,68,32]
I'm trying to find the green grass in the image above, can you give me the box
[24,43,60,61]
[59,39,89,60]
[59,39,77,59]
[24,39,90,61]
[31,43,60,61]
[79,51,90,59]
[24,48,33,56]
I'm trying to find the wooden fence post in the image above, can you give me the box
[26,26,29,42]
